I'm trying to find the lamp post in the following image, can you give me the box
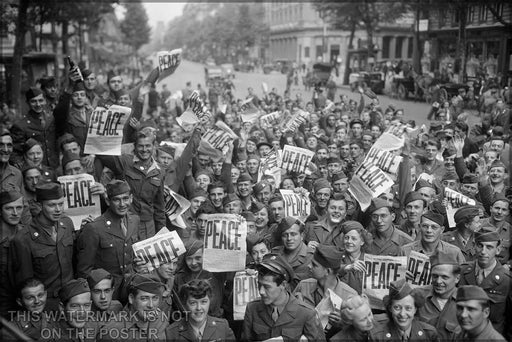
[318,9,327,62]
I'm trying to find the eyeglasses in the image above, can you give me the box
[391,304,415,313]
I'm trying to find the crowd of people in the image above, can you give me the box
[0,53,510,342]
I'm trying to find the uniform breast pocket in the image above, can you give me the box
[100,239,115,250]
[281,327,302,341]
[149,177,161,187]
[125,170,143,181]
[32,246,55,271]
[253,323,270,340]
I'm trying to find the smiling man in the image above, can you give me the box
[305,194,347,251]
[242,254,325,342]
[77,180,140,299]
[11,182,75,312]
[0,130,22,192]
[166,279,235,341]
[480,194,510,266]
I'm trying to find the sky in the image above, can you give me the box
[143,2,186,28]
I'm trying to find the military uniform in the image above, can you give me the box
[399,220,422,241]
[241,294,326,342]
[10,110,58,168]
[441,230,477,261]
[0,218,22,317]
[338,253,366,294]
[77,209,140,297]
[454,319,505,342]
[272,243,314,282]
[480,218,511,266]
[165,316,235,341]
[458,261,511,334]
[371,318,439,342]
[401,240,466,265]
[418,287,460,341]
[98,308,168,342]
[304,217,344,250]
[10,214,75,311]
[44,318,100,342]
[6,311,50,341]
[369,227,413,256]
[1,164,22,192]
[98,154,166,239]
[293,277,358,308]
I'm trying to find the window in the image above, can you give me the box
[478,5,488,22]
[407,37,413,58]
[491,3,503,22]
[382,36,391,59]
[305,47,310,58]
[395,37,404,59]
[467,6,475,23]
[316,45,323,58]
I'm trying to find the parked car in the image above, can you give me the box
[221,63,235,79]
[349,71,385,94]
[204,66,223,87]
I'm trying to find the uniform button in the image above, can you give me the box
[124,243,127,246]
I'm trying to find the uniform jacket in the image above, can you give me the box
[165,316,235,341]
[400,240,466,265]
[10,214,74,298]
[454,320,505,342]
[330,324,380,342]
[441,230,477,262]
[77,209,139,292]
[370,318,439,342]
[369,227,413,256]
[304,217,344,251]
[0,220,22,316]
[338,253,366,294]
[98,154,166,229]
[272,243,314,283]
[480,218,510,266]
[7,311,50,341]
[44,318,100,342]
[99,307,168,342]
[1,164,22,192]
[241,294,326,342]
[293,277,358,309]
[417,287,460,341]
[53,92,93,149]
[11,109,58,167]
[458,260,511,334]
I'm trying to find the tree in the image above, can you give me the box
[120,1,151,52]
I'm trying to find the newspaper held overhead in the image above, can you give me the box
[260,111,281,128]
[189,90,212,124]
[363,254,407,310]
[406,250,432,286]
[163,186,191,229]
[156,48,182,82]
[280,145,315,175]
[363,147,403,175]
[84,105,130,156]
[202,213,247,272]
[132,228,186,272]
[279,189,311,223]
[201,121,238,155]
[348,162,394,211]
[57,174,101,230]
[258,147,281,187]
[233,270,260,320]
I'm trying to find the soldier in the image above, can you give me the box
[86,269,122,316]
[97,130,166,239]
[458,227,511,335]
[0,190,24,317]
[399,191,428,241]
[368,198,413,256]
[44,278,99,342]
[305,194,346,250]
[418,251,461,340]
[442,206,480,261]
[99,274,168,341]
[329,295,379,341]
[10,182,75,312]
[7,278,49,341]
[480,194,510,267]
[310,179,332,220]
[272,217,314,283]
[372,278,439,341]
[241,254,326,341]
[454,285,506,341]
[0,129,22,192]
[77,180,140,298]
[401,211,465,264]
[165,279,235,341]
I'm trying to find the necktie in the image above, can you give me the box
[51,224,57,242]
[401,332,408,342]
[477,269,485,285]
[121,217,128,237]
[40,113,46,128]
[271,307,279,322]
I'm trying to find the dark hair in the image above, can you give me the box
[18,278,45,298]
[258,267,286,286]
[385,289,425,321]
[455,212,479,231]
[455,121,468,134]
[207,181,226,193]
[179,279,212,303]
[249,237,272,253]
[196,202,216,216]
[328,193,347,207]
[426,139,441,150]
[279,176,296,189]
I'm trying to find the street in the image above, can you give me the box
[161,60,477,127]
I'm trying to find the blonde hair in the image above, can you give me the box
[340,294,370,325]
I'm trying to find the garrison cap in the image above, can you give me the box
[462,173,478,184]
[158,145,175,157]
[253,181,271,195]
[422,211,445,226]
[489,160,508,172]
[87,268,113,289]
[237,173,253,184]
[327,156,342,164]
[475,226,500,243]
[430,250,459,267]
[256,142,272,151]
[72,81,85,93]
[36,182,63,202]
[23,138,41,154]
[0,190,22,206]
[454,206,480,224]
[414,179,434,191]
[404,191,425,205]
[331,172,348,182]
[386,278,413,301]
[81,68,93,78]
[268,194,284,205]
[59,278,90,302]
[491,193,509,205]
[241,211,255,222]
[222,193,240,206]
[456,285,489,302]
[189,187,208,199]
[341,221,365,234]
[276,216,301,236]
[367,198,391,214]
[442,171,459,181]
[313,179,331,193]
[129,274,164,295]
[106,180,130,198]
[314,245,343,269]
[61,150,80,168]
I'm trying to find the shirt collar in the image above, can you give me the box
[476,258,497,277]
